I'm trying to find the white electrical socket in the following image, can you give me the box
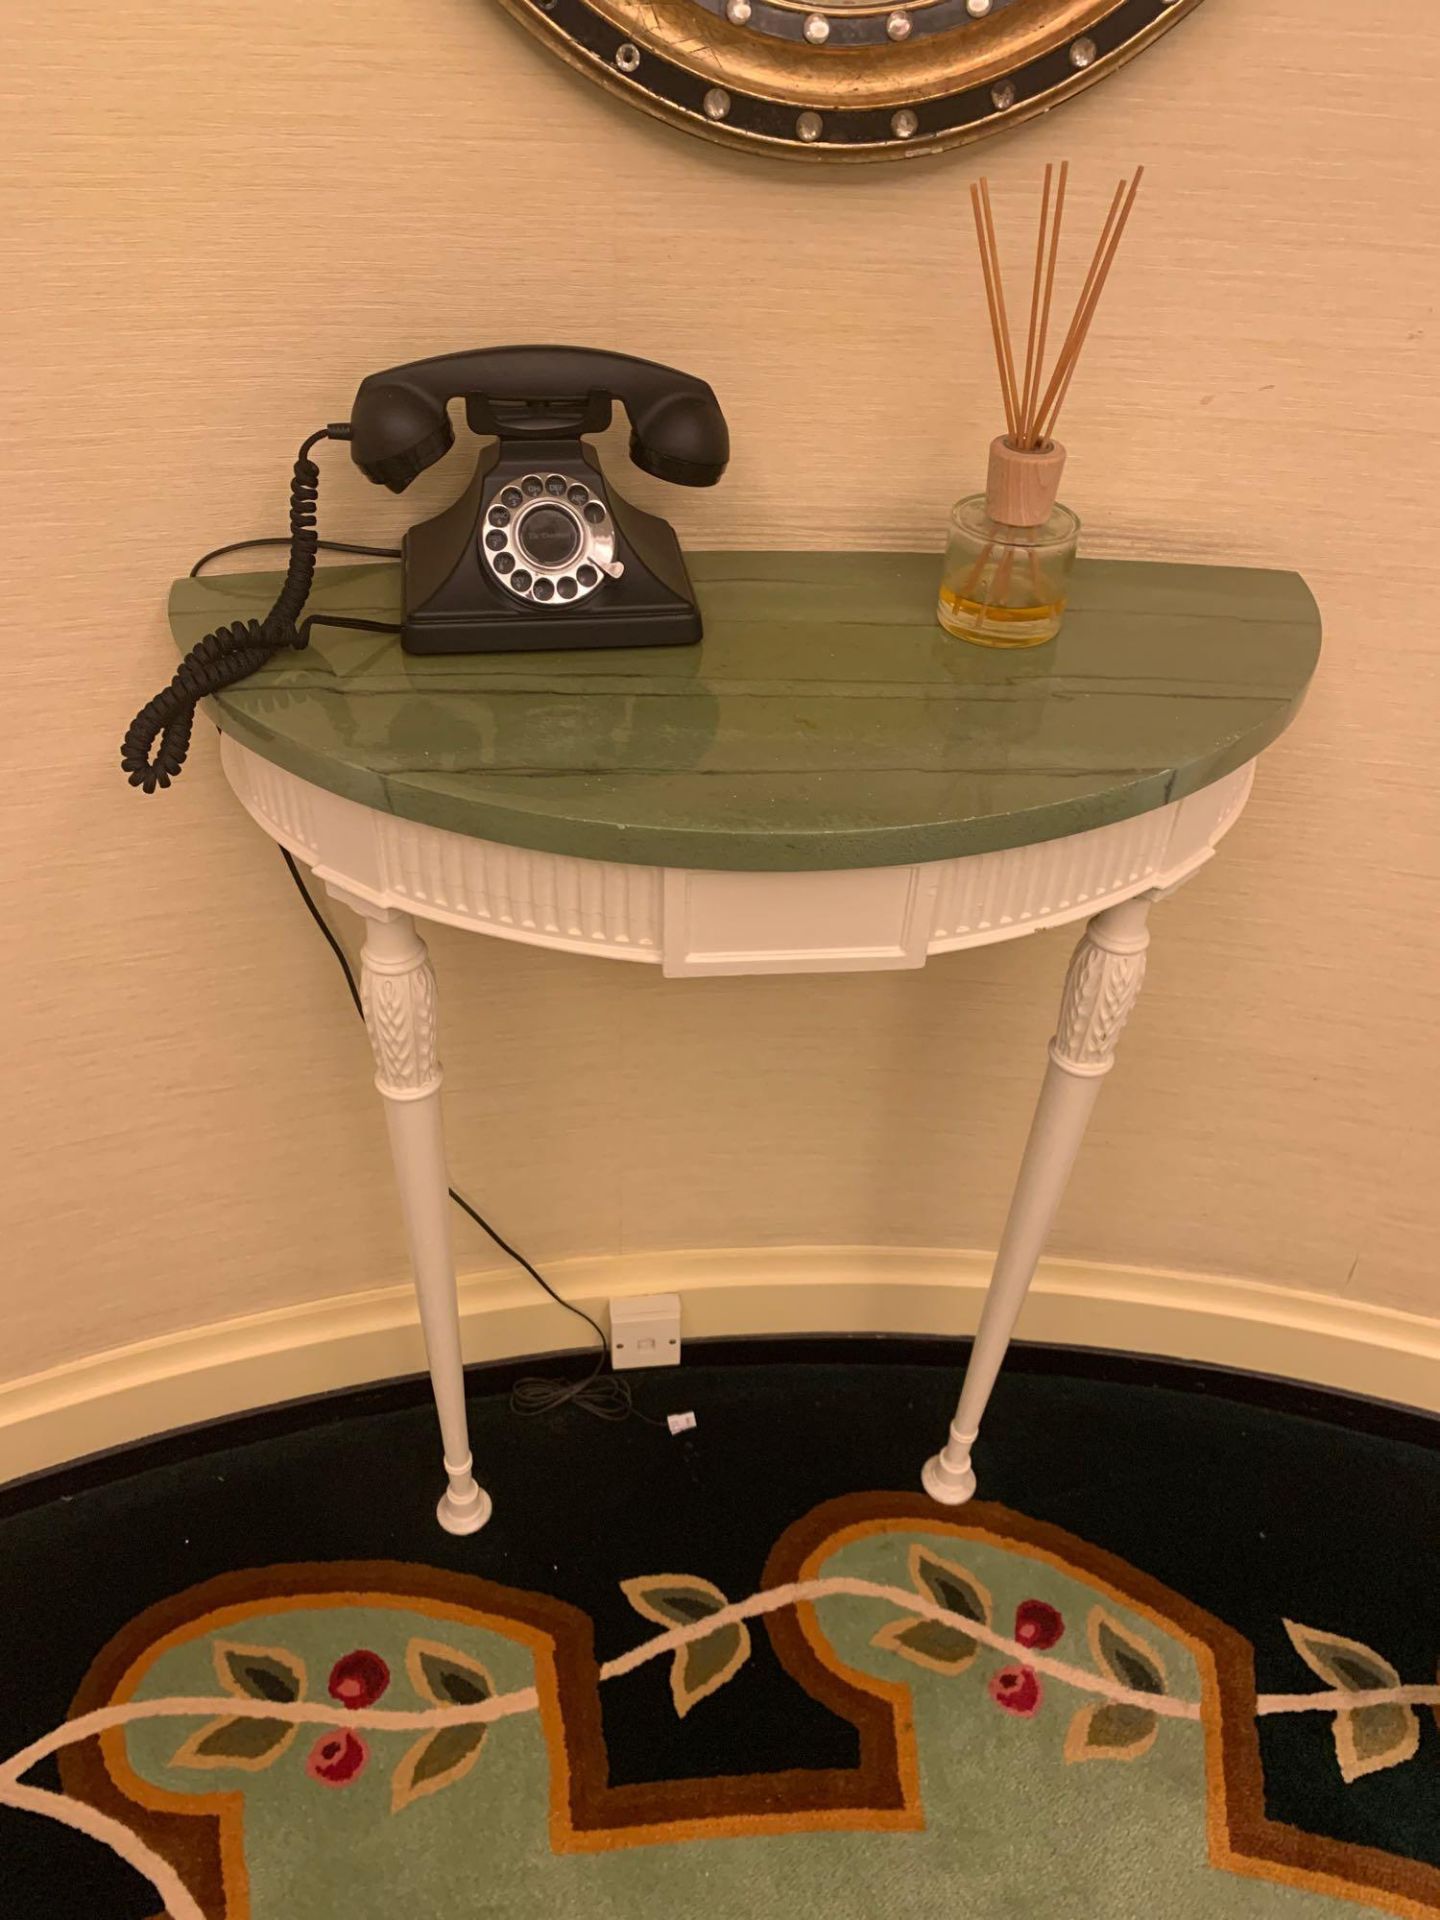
[610,1292,682,1370]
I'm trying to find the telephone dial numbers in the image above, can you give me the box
[482,474,621,605]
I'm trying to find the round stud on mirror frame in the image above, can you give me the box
[803,12,830,42]
[891,108,918,138]
[796,109,824,141]
[1068,35,1096,67]
[615,41,641,71]
[725,0,752,19]
[886,11,911,39]
[990,78,1016,109]
[966,0,992,15]
[703,87,731,119]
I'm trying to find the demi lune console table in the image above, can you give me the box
[170,550,1319,1534]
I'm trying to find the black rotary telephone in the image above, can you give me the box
[122,346,729,791]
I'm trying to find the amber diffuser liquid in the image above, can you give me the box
[937,582,1067,648]
[937,496,1079,650]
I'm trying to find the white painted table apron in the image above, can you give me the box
[222,733,1254,1533]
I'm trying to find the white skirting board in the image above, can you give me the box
[3,1249,1438,1485]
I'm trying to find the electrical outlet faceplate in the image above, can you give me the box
[609,1293,682,1370]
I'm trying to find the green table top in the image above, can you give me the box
[170,552,1319,873]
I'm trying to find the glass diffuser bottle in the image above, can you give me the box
[938,436,1077,647]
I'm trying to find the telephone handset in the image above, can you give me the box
[121,346,728,790]
[352,345,729,492]
[352,346,728,654]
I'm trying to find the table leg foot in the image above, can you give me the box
[438,1456,493,1536]
[922,1428,978,1506]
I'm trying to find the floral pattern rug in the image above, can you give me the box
[2,1350,1438,1917]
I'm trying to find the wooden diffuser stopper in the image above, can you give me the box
[985,436,1067,527]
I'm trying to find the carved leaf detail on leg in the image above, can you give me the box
[362,961,440,1094]
[1053,940,1147,1070]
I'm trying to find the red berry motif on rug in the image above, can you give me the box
[1014,1599,1065,1651]
[989,1665,1043,1717]
[328,1649,390,1709]
[307,1729,369,1786]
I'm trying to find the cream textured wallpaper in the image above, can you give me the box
[4,0,1438,1386]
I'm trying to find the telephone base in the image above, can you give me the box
[399,445,704,657]
[401,601,701,655]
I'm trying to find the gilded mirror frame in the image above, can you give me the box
[494,0,1205,163]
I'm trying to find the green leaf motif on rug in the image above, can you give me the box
[171,1714,297,1773]
[1344,1704,1417,1773]
[622,1574,753,1717]
[623,1574,729,1628]
[391,1723,489,1812]
[872,1545,993,1674]
[1092,1614,1166,1697]
[411,1648,492,1707]
[1064,1701,1159,1764]
[214,1640,306,1704]
[911,1546,990,1625]
[1284,1621,1420,1782]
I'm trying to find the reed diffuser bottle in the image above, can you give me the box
[939,441,1077,647]
[938,164,1143,649]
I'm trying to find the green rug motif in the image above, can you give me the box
[19,1493,1437,1919]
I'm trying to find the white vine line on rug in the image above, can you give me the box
[3,1568,1436,1920]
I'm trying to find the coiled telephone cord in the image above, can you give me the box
[121,426,397,792]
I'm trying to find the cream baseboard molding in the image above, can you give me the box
[4,1248,1438,1485]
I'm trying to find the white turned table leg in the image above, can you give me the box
[334,892,492,1537]
[922,893,1153,1506]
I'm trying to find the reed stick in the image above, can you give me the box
[970,185,1018,441]
[1022,160,1068,447]
[1034,167,1144,445]
[979,180,1022,441]
[1017,163,1053,451]
[1028,176,1126,440]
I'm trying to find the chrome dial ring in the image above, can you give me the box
[482,473,619,604]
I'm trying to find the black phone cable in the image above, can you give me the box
[189,537,400,579]
[122,427,397,793]
[277,846,665,1427]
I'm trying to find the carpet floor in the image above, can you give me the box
[1,1338,1438,1919]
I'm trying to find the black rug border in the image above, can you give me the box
[4,1333,1437,1522]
